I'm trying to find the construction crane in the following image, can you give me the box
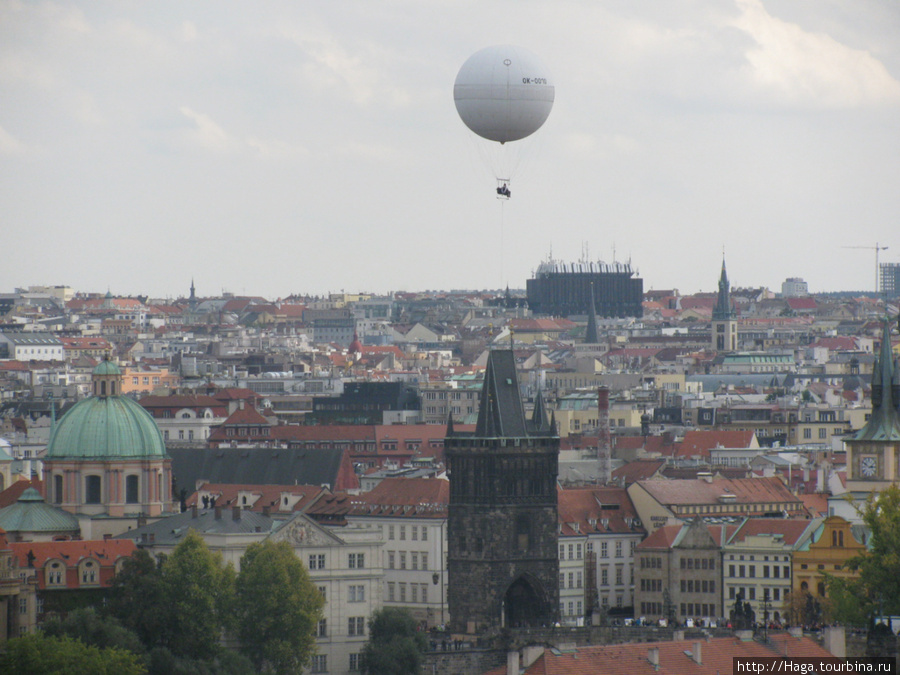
[843,243,889,294]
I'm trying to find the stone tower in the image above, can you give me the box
[445,347,559,632]
[711,258,737,352]
[844,318,900,494]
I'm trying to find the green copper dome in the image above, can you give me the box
[93,359,121,376]
[46,394,168,461]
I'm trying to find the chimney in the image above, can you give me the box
[262,505,271,517]
[506,650,520,675]
[823,626,846,658]
[232,505,241,521]
[214,506,222,520]
[692,641,702,665]
[673,629,685,642]
[647,647,659,669]
[597,386,611,483]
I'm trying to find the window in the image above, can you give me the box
[389,525,395,540]
[349,585,365,602]
[388,552,395,569]
[411,584,418,603]
[400,526,406,540]
[85,475,102,504]
[422,526,428,541]
[615,541,623,558]
[412,526,418,541]
[318,619,328,637]
[387,582,395,601]
[420,584,427,603]
[311,655,327,673]
[348,617,365,636]
[601,568,608,586]
[308,554,325,570]
[126,475,139,504]
[349,553,365,569]
[318,586,327,602]
[54,474,63,504]
[411,553,418,570]
[349,654,362,671]
[422,553,428,570]
[601,542,608,558]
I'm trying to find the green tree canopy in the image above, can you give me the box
[163,530,235,660]
[42,606,146,657]
[362,608,428,675]
[234,539,324,675]
[106,548,171,648]
[0,633,146,675]
[828,485,900,624]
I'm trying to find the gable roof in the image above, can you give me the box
[11,539,136,569]
[168,446,359,494]
[483,633,834,674]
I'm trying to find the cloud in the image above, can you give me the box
[179,106,239,153]
[732,0,900,108]
[0,124,27,155]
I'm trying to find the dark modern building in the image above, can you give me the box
[309,381,420,425]
[881,262,900,299]
[526,260,643,318]
[445,348,559,632]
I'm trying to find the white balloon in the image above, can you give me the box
[454,45,555,144]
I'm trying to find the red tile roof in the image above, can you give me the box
[186,483,328,513]
[728,517,819,546]
[634,476,802,508]
[484,633,834,674]
[677,430,757,459]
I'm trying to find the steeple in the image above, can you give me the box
[713,258,734,321]
[531,387,551,433]
[189,278,197,312]
[474,349,529,438]
[847,318,900,442]
[584,282,600,344]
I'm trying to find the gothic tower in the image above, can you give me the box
[711,258,737,352]
[445,348,559,632]
[844,318,900,494]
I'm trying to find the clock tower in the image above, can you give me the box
[711,258,737,352]
[844,318,900,494]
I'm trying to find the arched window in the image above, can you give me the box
[100,381,106,396]
[54,474,64,504]
[838,531,844,547]
[125,475,139,504]
[85,475,102,504]
[800,581,809,592]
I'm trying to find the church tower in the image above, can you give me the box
[711,258,737,352]
[844,318,900,494]
[445,348,559,632]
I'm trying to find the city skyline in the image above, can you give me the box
[2,1,899,298]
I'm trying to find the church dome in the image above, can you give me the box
[46,359,167,461]
[46,395,167,461]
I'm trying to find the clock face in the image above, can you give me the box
[860,456,877,478]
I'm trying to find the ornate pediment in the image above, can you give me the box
[270,514,339,548]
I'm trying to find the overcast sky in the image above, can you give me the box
[2,1,899,301]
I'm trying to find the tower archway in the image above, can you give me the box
[504,575,549,628]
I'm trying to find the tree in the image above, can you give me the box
[106,548,171,648]
[0,633,146,675]
[829,485,900,624]
[362,608,428,675]
[42,606,146,657]
[163,530,235,660]
[234,539,324,675]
